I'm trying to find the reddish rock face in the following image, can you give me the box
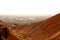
[15,13,60,40]
[0,13,60,40]
[0,27,19,40]
[8,33,19,40]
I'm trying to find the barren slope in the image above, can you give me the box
[15,13,60,40]
[0,22,19,40]
[0,13,60,40]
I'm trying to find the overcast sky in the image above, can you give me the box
[0,0,60,16]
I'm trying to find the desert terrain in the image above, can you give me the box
[0,13,60,40]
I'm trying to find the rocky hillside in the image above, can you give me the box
[0,21,19,40]
[15,13,60,40]
[0,13,60,40]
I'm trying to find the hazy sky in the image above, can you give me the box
[0,0,60,16]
